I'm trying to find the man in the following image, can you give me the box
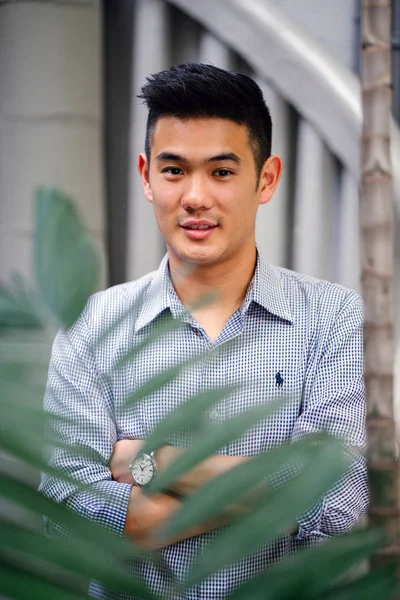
[40,63,368,599]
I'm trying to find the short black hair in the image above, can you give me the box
[138,63,272,179]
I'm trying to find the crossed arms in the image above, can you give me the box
[111,440,248,549]
[39,292,368,550]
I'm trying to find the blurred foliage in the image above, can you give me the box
[0,189,398,599]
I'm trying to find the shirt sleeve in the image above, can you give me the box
[39,304,133,539]
[290,290,368,540]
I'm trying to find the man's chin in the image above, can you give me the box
[172,247,222,266]
[181,253,217,265]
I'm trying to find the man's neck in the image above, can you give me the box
[168,247,258,313]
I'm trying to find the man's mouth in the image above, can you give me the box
[179,221,218,240]
[181,224,216,230]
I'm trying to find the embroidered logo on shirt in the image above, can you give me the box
[275,371,284,388]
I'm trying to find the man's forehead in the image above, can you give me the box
[150,116,251,155]
[153,114,246,130]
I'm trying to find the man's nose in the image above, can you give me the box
[181,176,212,211]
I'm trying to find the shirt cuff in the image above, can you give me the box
[295,526,332,541]
[295,499,327,540]
[73,480,133,537]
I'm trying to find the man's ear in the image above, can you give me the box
[258,155,283,206]
[138,153,153,203]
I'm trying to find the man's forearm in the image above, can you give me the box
[157,445,248,497]
[157,446,260,521]
[110,440,248,498]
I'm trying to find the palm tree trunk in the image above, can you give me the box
[361,0,400,573]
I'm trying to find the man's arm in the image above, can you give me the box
[157,445,248,497]
[40,301,214,549]
[39,302,138,540]
[292,290,368,540]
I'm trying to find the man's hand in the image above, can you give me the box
[125,486,229,550]
[110,439,143,483]
[125,487,181,550]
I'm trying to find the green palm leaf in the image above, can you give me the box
[0,285,42,328]
[320,566,398,600]
[0,474,142,562]
[148,397,288,494]
[185,439,346,586]
[121,348,216,410]
[0,561,89,600]
[114,316,183,370]
[139,386,238,455]
[1,519,158,600]
[162,434,329,539]
[34,188,100,328]
[227,528,384,600]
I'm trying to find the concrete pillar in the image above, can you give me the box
[292,120,337,280]
[126,0,168,281]
[0,0,106,287]
[255,80,292,268]
[337,170,360,293]
[199,32,232,67]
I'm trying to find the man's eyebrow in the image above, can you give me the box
[155,152,241,165]
[206,153,241,165]
[156,152,189,163]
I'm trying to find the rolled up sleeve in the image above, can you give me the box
[39,304,132,539]
[291,291,368,539]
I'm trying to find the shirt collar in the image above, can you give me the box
[134,251,293,333]
[134,255,185,333]
[245,252,293,323]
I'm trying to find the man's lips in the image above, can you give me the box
[180,220,217,229]
[179,221,218,240]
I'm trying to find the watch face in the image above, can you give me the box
[131,453,155,486]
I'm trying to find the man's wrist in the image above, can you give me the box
[154,446,186,497]
[155,445,181,475]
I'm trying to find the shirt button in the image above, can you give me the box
[210,408,219,420]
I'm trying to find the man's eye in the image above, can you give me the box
[162,167,183,176]
[214,169,233,178]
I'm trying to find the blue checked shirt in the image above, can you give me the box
[40,252,368,599]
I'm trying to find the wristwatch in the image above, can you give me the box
[129,451,157,486]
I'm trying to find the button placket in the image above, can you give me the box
[206,346,228,430]
[209,407,220,421]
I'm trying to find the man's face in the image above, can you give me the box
[138,116,281,267]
